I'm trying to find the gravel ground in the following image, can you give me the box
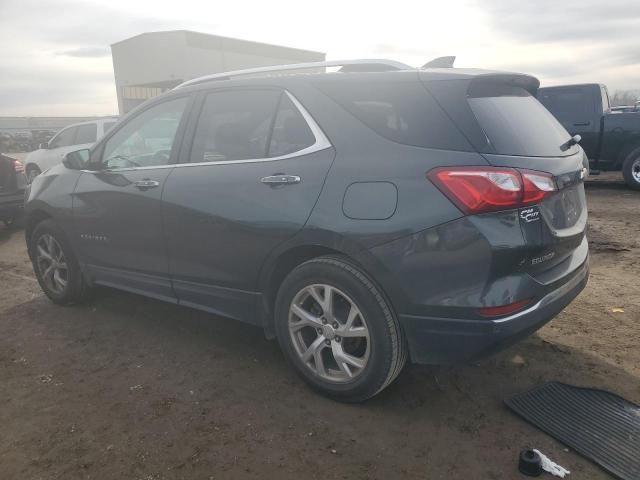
[0,176,638,480]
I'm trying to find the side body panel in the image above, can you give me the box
[24,164,83,248]
[269,78,489,315]
[162,84,336,324]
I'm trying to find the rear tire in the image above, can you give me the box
[275,255,407,402]
[30,219,90,305]
[622,148,640,190]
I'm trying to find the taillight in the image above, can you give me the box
[428,167,556,215]
[521,170,555,204]
[14,160,24,173]
[479,298,532,317]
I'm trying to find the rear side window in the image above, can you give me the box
[49,127,76,149]
[74,123,97,144]
[313,79,471,150]
[469,84,575,157]
[268,94,315,157]
[190,90,280,162]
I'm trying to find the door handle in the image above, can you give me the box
[260,175,301,185]
[134,179,160,190]
[573,122,591,127]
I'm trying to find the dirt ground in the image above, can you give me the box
[0,174,638,480]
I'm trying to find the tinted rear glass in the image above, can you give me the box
[314,79,471,151]
[468,84,575,157]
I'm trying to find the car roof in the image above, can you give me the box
[174,67,537,92]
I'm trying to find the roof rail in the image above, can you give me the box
[174,59,413,89]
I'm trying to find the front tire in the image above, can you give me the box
[275,255,407,402]
[30,219,90,305]
[622,148,640,190]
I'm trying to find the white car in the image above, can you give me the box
[24,118,118,182]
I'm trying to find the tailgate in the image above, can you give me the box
[482,151,587,275]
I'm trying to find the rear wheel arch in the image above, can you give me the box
[261,245,342,337]
[260,244,403,339]
[616,142,640,167]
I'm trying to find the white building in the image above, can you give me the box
[111,30,325,114]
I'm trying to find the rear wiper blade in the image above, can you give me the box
[560,134,581,152]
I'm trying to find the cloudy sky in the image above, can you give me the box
[1,0,639,116]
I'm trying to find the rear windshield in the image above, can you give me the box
[468,83,576,157]
[313,79,472,151]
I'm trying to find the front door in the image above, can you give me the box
[162,88,334,322]
[73,96,190,301]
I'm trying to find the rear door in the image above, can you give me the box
[162,88,334,323]
[537,86,600,159]
[73,96,191,301]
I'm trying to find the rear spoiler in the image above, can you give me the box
[422,56,456,68]
[468,73,541,96]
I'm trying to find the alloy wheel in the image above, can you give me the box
[632,157,640,184]
[288,284,370,382]
[35,233,68,295]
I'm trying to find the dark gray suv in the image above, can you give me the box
[25,60,589,401]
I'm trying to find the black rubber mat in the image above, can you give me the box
[506,382,640,480]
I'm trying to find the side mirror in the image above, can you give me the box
[39,142,49,149]
[63,148,91,170]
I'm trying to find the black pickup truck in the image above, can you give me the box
[537,83,640,189]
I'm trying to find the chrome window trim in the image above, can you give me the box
[83,91,331,173]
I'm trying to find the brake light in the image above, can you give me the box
[428,167,556,215]
[479,298,532,317]
[13,160,24,173]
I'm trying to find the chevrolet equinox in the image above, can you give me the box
[25,60,589,402]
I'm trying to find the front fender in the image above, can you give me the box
[25,165,83,251]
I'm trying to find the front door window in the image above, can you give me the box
[102,97,188,170]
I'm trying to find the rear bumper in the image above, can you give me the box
[399,258,588,365]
